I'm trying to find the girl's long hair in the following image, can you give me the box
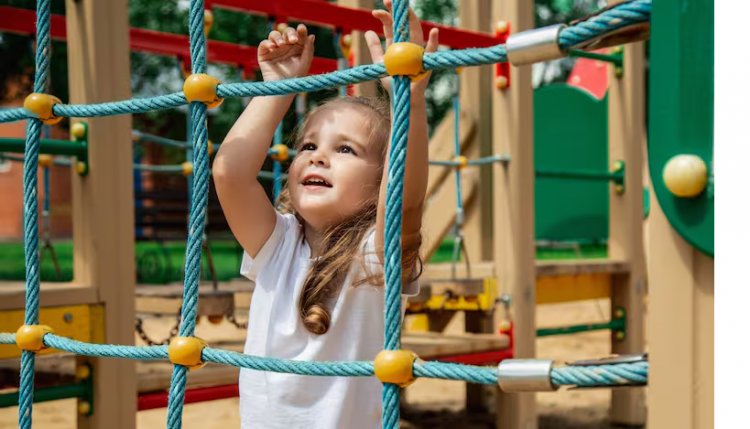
[277,96,422,335]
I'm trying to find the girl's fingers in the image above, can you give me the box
[284,26,298,44]
[296,24,308,41]
[364,30,385,63]
[408,9,424,45]
[425,28,439,53]
[268,30,283,45]
[258,39,275,56]
[372,10,393,47]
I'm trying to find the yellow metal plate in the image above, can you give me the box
[0,305,104,359]
[536,273,611,304]
[407,278,497,312]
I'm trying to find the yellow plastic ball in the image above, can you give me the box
[374,349,417,387]
[207,139,214,156]
[77,401,91,415]
[71,122,87,140]
[498,320,512,332]
[75,161,87,175]
[38,154,54,168]
[23,93,63,125]
[662,154,708,198]
[495,76,509,90]
[168,336,207,369]
[182,161,194,176]
[15,324,54,352]
[75,365,91,380]
[384,42,425,80]
[203,9,214,36]
[183,74,223,109]
[270,144,289,162]
[454,155,468,170]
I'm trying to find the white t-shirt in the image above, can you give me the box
[239,211,419,429]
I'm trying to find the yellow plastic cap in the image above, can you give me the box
[183,74,223,109]
[16,324,54,352]
[495,76,509,90]
[23,93,63,125]
[207,139,214,156]
[181,161,194,176]
[75,161,87,175]
[374,349,417,387]
[454,155,468,169]
[384,42,427,81]
[270,144,289,162]
[70,122,87,140]
[662,154,708,198]
[38,154,54,168]
[168,336,207,369]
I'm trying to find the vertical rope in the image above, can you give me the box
[19,0,51,427]
[450,72,463,278]
[166,0,208,427]
[273,126,283,201]
[382,0,410,427]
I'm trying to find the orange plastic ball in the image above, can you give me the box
[270,144,289,162]
[23,93,63,125]
[16,324,54,352]
[168,336,207,369]
[183,74,223,109]
[383,42,426,80]
[374,349,417,387]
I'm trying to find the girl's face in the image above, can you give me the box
[288,106,384,231]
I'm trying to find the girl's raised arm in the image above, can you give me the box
[213,25,315,257]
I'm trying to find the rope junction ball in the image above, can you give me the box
[203,9,214,36]
[454,155,468,170]
[383,42,428,81]
[15,325,54,352]
[70,122,87,140]
[168,336,207,370]
[181,161,193,176]
[23,93,63,125]
[270,144,289,162]
[374,349,418,387]
[182,74,223,109]
[37,154,53,168]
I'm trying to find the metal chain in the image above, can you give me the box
[134,313,180,346]
[226,313,248,330]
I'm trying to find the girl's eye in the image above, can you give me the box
[338,145,357,155]
[301,143,316,151]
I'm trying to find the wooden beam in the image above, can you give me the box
[64,0,136,427]
[422,167,478,259]
[491,0,536,427]
[606,7,647,422]
[646,179,714,428]
[337,0,377,97]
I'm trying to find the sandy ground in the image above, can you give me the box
[0,298,640,428]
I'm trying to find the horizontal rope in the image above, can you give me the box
[0,0,650,124]
[0,332,650,388]
[429,154,510,167]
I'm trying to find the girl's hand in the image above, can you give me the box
[364,0,439,95]
[258,24,315,82]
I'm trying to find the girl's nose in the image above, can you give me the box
[309,150,329,167]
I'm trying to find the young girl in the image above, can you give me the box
[214,2,439,427]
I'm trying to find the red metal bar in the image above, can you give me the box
[0,6,337,74]
[138,384,239,411]
[211,0,500,49]
[432,348,514,366]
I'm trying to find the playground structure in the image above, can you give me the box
[0,1,713,429]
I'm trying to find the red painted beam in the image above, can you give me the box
[432,348,514,366]
[138,384,239,411]
[0,6,337,74]
[210,0,500,49]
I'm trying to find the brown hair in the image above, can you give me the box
[277,96,422,335]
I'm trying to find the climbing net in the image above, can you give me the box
[0,0,651,428]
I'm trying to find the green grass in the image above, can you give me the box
[0,238,607,284]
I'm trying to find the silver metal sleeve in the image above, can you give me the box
[505,24,567,66]
[497,359,557,392]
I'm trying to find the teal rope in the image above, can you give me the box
[381,0,410,426]
[19,0,52,426]
[166,1,208,427]
[551,361,648,387]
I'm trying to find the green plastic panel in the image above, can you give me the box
[534,84,609,243]
[648,0,714,256]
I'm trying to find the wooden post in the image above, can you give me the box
[65,0,136,427]
[646,193,714,429]
[491,1,536,428]
[459,0,494,264]
[457,0,497,413]
[606,11,647,423]
[337,0,378,97]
